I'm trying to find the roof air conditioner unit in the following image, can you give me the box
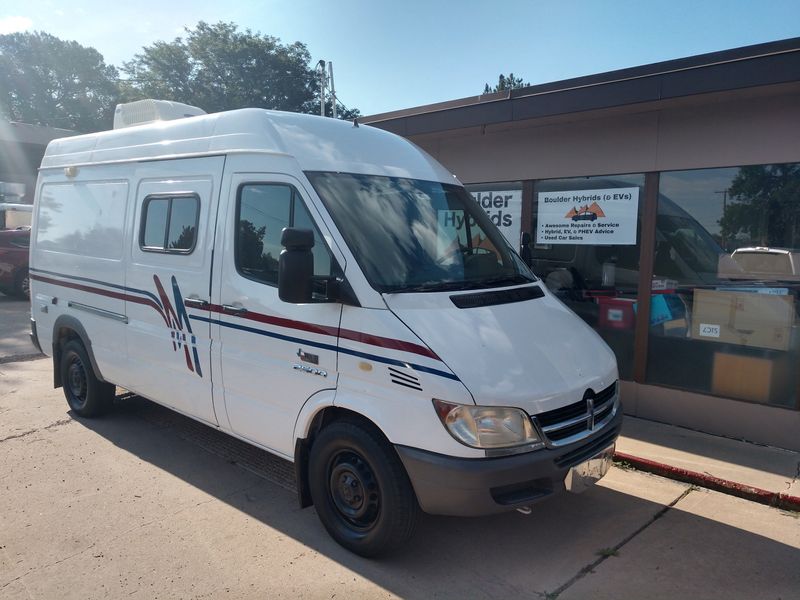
[113,99,207,129]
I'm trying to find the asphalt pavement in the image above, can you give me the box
[0,294,38,360]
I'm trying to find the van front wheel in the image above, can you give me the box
[60,340,115,417]
[308,420,420,557]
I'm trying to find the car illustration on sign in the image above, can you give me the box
[566,202,605,222]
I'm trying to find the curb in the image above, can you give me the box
[613,451,800,513]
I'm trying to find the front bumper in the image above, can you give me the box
[396,408,622,516]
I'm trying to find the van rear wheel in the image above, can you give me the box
[308,419,420,557]
[60,340,115,417]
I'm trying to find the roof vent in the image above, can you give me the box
[113,99,207,129]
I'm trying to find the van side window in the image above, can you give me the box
[236,183,332,286]
[140,195,199,253]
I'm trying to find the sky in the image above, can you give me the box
[1,0,799,116]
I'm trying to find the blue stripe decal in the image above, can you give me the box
[190,315,459,381]
[29,267,163,309]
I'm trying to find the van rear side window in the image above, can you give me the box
[36,181,127,259]
[140,195,199,253]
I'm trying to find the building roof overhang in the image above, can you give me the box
[362,37,800,137]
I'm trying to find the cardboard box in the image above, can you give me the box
[711,352,793,404]
[691,288,795,351]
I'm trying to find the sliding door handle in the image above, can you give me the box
[221,304,248,316]
[184,298,210,309]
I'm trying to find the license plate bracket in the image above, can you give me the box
[564,443,615,493]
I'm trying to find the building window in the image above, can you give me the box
[236,183,332,287]
[531,174,645,380]
[140,195,199,253]
[464,182,524,249]
[645,164,800,408]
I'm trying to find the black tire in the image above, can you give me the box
[60,340,115,417]
[14,269,29,299]
[308,419,420,557]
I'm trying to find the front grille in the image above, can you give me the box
[532,382,617,447]
[554,426,619,469]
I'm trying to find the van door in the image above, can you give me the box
[125,159,222,425]
[213,173,341,457]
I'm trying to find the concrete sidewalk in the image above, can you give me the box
[2,358,798,600]
[615,416,800,511]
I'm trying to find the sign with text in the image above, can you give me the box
[469,189,522,247]
[536,187,639,245]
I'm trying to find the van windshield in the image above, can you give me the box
[306,172,535,293]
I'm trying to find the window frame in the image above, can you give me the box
[139,193,200,254]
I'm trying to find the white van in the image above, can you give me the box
[30,103,621,556]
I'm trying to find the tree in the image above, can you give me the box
[720,164,800,248]
[0,31,119,132]
[483,72,529,94]
[122,21,358,119]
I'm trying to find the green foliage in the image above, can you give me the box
[720,164,800,247]
[483,72,529,94]
[121,21,358,119]
[0,22,359,131]
[0,31,119,132]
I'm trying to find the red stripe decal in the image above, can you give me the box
[207,303,440,361]
[207,304,338,337]
[33,274,441,362]
[31,274,164,315]
[338,328,440,360]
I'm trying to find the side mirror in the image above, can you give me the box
[278,228,314,303]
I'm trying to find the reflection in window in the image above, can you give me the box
[36,181,127,260]
[530,174,645,380]
[168,197,199,250]
[307,172,528,293]
[646,164,800,408]
[143,198,169,248]
[141,195,199,253]
[236,184,333,287]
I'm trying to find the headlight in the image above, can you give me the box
[432,399,543,454]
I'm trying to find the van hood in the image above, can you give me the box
[383,285,618,415]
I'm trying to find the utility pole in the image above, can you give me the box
[715,189,729,248]
[316,60,339,118]
[316,60,326,117]
[328,62,337,119]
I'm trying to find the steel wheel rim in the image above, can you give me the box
[327,450,381,531]
[66,354,88,408]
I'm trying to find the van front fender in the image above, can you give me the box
[292,388,338,443]
[330,387,484,458]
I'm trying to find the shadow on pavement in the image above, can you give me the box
[620,416,799,479]
[74,394,800,599]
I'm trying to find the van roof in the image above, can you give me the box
[40,108,456,183]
